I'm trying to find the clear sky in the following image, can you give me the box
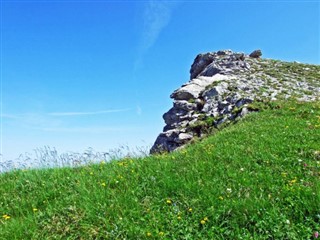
[1,0,319,162]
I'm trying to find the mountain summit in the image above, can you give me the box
[151,49,320,153]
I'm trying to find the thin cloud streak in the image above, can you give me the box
[135,1,179,70]
[39,126,141,134]
[0,113,19,119]
[1,108,133,119]
[1,112,63,129]
[48,108,132,117]
[1,108,133,131]
[142,1,173,51]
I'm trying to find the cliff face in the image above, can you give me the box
[150,49,320,154]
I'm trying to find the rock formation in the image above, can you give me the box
[150,49,320,154]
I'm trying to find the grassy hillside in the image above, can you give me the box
[1,100,319,239]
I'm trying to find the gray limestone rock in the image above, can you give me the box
[239,107,249,117]
[150,49,319,154]
[235,98,253,108]
[170,84,204,100]
[150,130,180,154]
[176,133,193,143]
[202,83,228,100]
[174,100,198,111]
[171,74,234,101]
[163,108,188,126]
[190,53,216,79]
[200,62,222,77]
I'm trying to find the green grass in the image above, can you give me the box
[1,100,319,239]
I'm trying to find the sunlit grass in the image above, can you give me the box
[0,145,149,174]
[0,100,319,239]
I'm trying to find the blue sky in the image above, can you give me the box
[1,0,319,161]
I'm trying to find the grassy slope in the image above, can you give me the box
[0,100,319,239]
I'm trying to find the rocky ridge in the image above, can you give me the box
[150,49,320,154]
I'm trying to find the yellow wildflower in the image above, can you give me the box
[166,199,172,204]
[2,214,10,220]
[289,178,297,185]
[200,220,206,225]
[101,182,106,187]
[219,196,224,200]
[203,217,208,221]
[33,208,38,212]
[188,208,192,212]
[146,232,152,237]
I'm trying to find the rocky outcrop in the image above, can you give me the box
[150,49,320,154]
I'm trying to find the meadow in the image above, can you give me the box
[0,100,319,239]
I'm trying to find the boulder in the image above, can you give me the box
[176,133,193,143]
[170,83,204,100]
[249,49,262,58]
